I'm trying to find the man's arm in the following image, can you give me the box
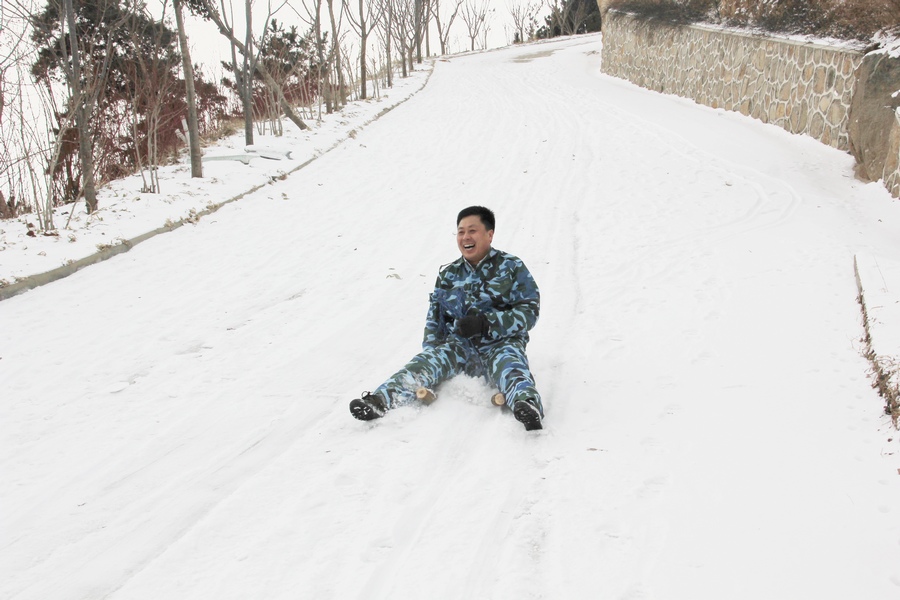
[422,266,461,348]
[422,282,444,349]
[482,259,540,341]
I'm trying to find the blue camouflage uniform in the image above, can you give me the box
[374,247,544,416]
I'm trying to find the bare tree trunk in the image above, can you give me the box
[357,0,369,99]
[200,0,309,130]
[509,1,538,43]
[230,40,254,144]
[149,108,160,192]
[219,0,254,144]
[414,0,422,62]
[460,0,487,51]
[326,0,346,108]
[383,1,394,88]
[173,0,203,178]
[345,0,384,101]
[424,0,431,57]
[398,37,408,77]
[311,0,333,113]
[63,0,98,212]
[243,0,255,144]
[434,0,462,55]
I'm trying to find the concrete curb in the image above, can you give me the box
[0,65,436,303]
[854,253,900,428]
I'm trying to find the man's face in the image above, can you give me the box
[457,215,494,265]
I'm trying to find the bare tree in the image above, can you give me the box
[50,0,128,212]
[422,0,432,57]
[311,0,333,114]
[21,0,177,221]
[62,0,95,211]
[0,4,24,218]
[414,0,436,61]
[242,0,256,139]
[213,0,294,139]
[344,0,384,99]
[290,0,334,115]
[173,0,203,177]
[125,3,180,193]
[336,31,357,99]
[391,0,412,75]
[395,0,420,71]
[508,0,539,43]
[459,0,488,51]
[217,0,257,144]
[413,0,422,61]
[479,8,491,47]
[374,0,395,88]
[195,0,310,129]
[0,2,57,225]
[325,0,347,107]
[256,19,318,131]
[432,0,462,54]
[236,3,300,135]
[2,72,66,229]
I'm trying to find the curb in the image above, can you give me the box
[0,65,436,303]
[854,254,900,428]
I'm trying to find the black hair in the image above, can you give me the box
[457,206,495,231]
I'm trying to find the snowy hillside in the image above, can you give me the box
[3,34,900,599]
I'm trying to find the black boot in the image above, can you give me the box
[513,399,542,431]
[350,392,387,421]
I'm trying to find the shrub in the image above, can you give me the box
[609,0,900,41]
[610,0,720,25]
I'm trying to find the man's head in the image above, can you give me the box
[457,206,495,232]
[457,206,495,266]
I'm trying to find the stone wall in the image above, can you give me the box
[849,51,900,198]
[601,11,863,151]
[601,10,900,198]
[886,110,900,197]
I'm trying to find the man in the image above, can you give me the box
[349,206,544,431]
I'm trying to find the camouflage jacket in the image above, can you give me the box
[423,248,540,349]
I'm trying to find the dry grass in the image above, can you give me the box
[859,293,900,429]
[865,350,900,428]
[610,0,900,41]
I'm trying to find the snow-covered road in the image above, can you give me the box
[3,34,900,599]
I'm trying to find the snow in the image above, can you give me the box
[877,36,900,58]
[2,34,900,599]
[0,68,433,289]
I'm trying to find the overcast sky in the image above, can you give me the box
[152,0,547,79]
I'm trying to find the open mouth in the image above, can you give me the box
[463,244,475,250]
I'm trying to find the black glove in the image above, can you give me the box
[457,312,490,339]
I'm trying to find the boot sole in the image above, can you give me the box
[513,402,543,431]
[350,399,384,421]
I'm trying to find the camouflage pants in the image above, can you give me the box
[375,337,543,416]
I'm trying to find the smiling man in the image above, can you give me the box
[349,206,544,431]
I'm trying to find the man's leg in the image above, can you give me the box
[482,339,544,417]
[374,340,469,408]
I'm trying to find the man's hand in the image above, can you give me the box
[457,312,489,339]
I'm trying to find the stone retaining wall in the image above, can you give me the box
[600,11,900,199]
[887,110,900,197]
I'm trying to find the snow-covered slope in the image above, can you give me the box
[3,34,900,599]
